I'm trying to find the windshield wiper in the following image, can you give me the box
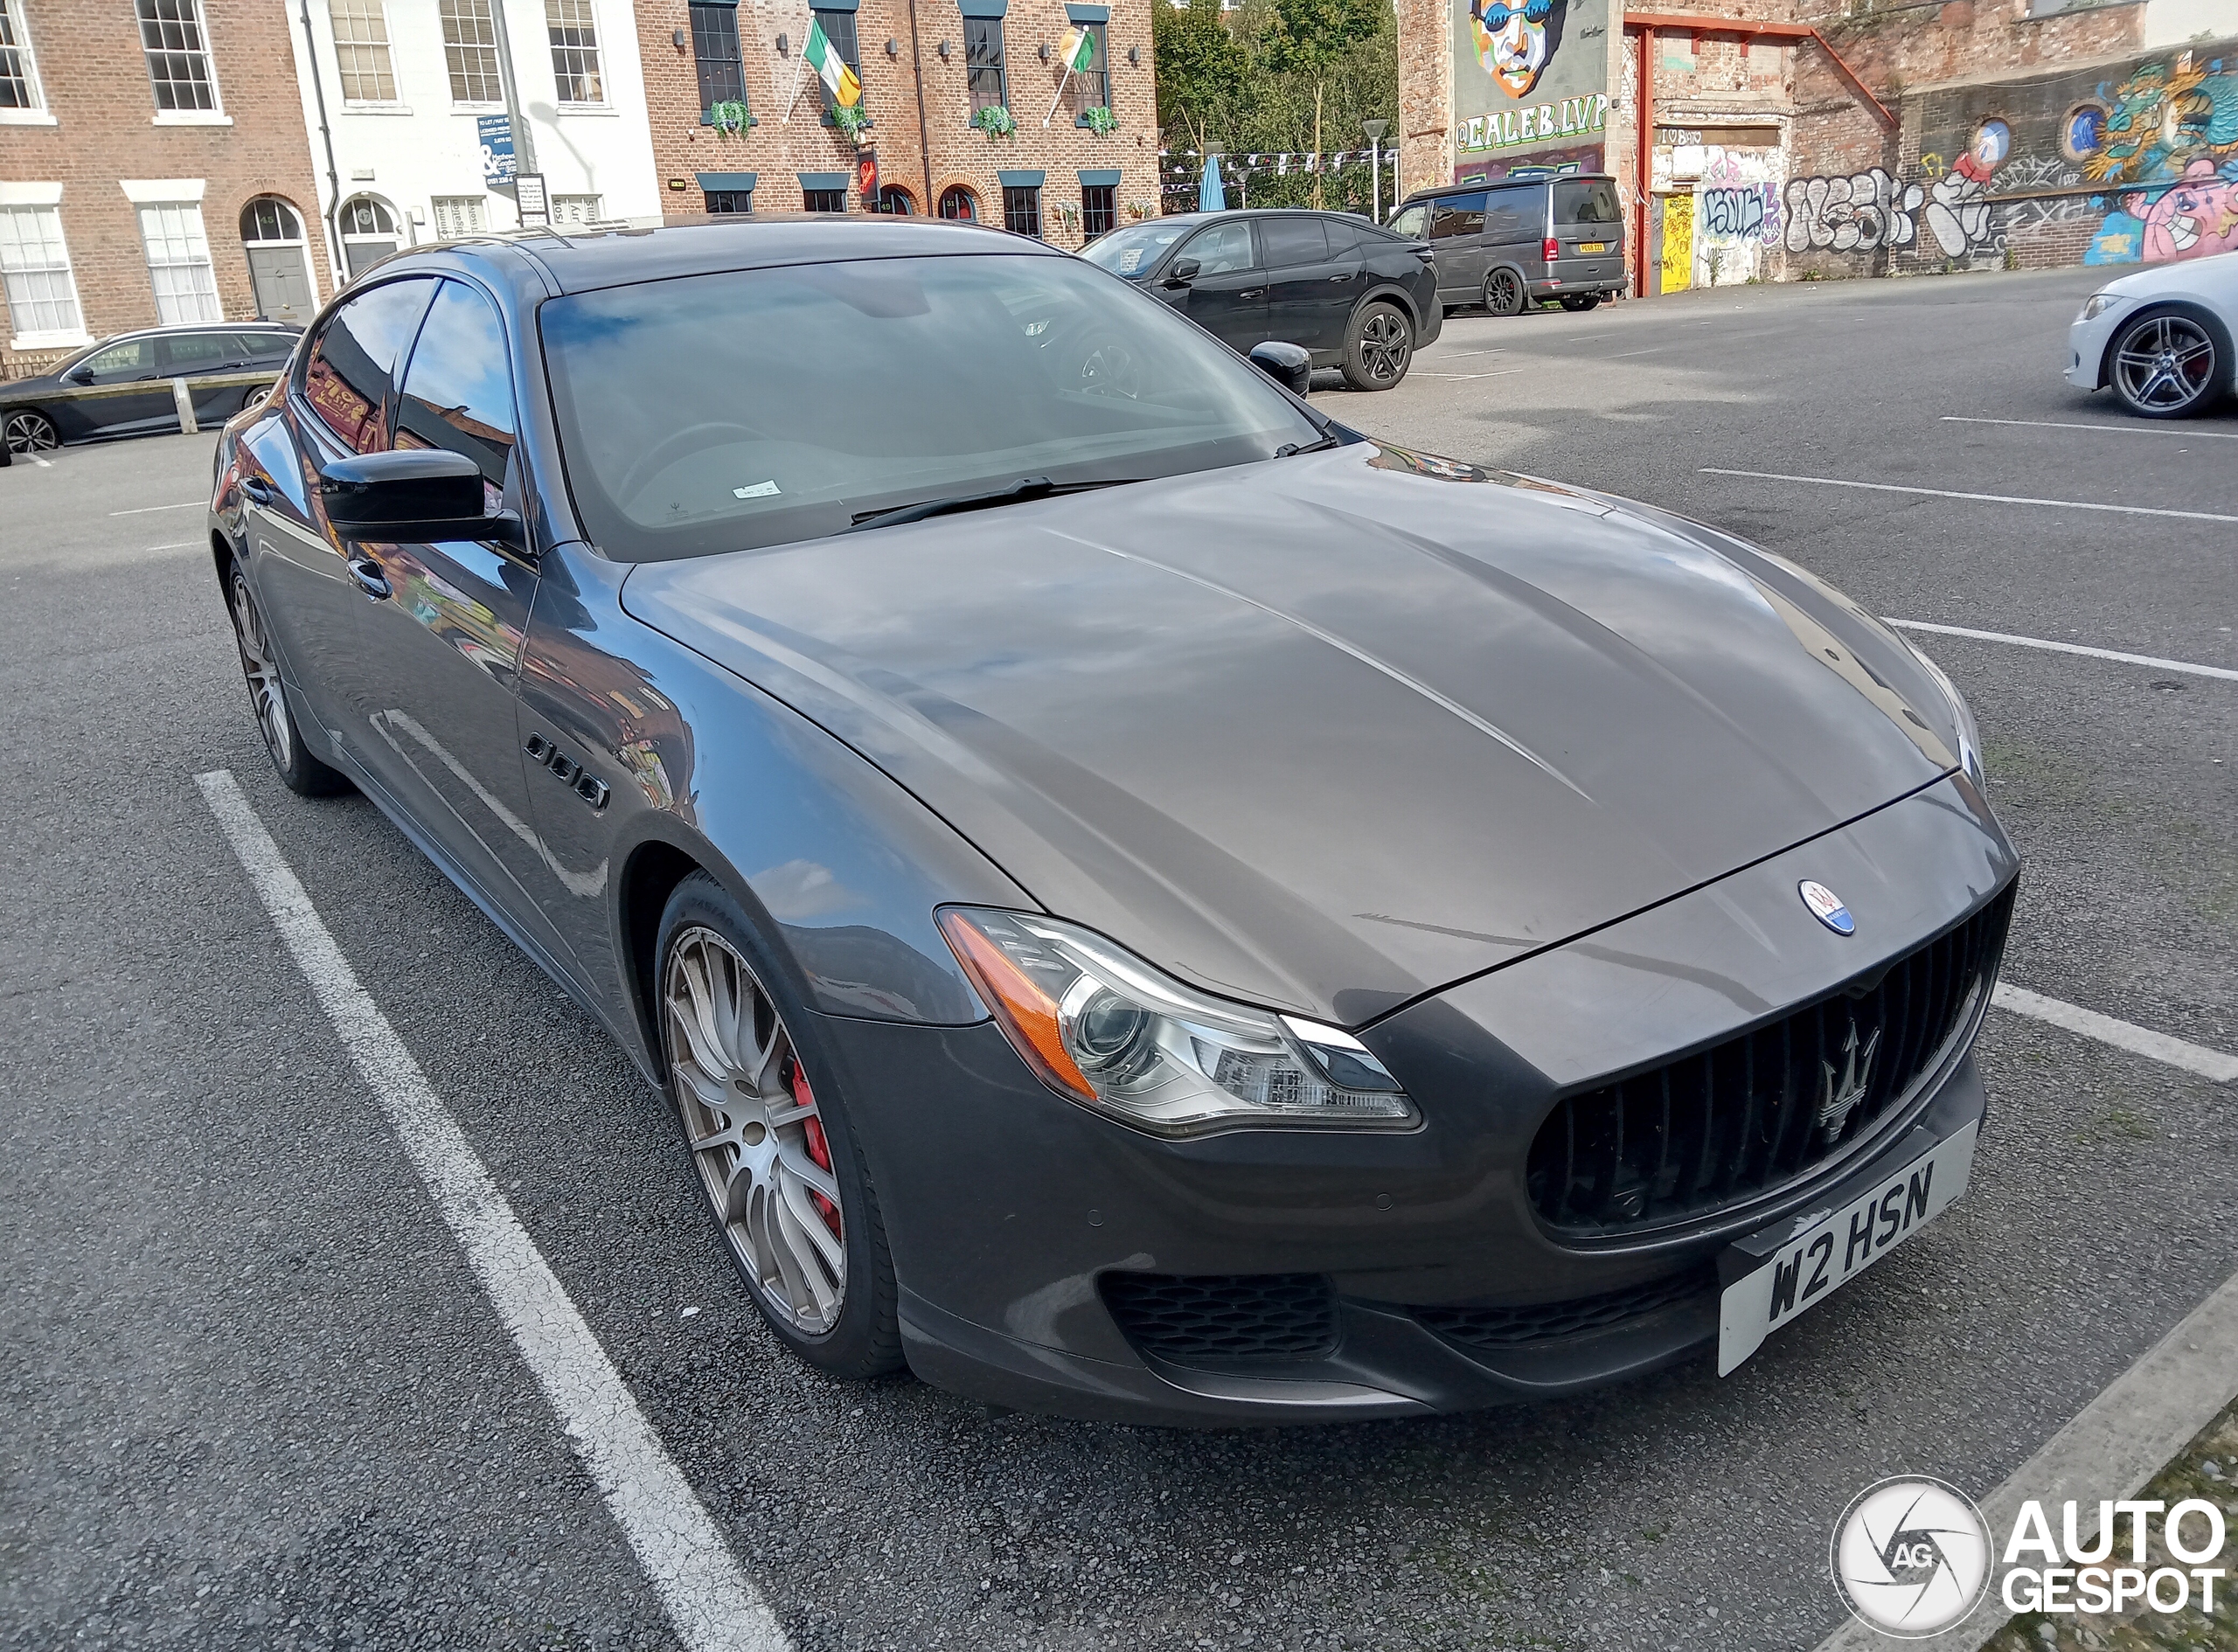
[844,475,1136,532]
[1275,434,1342,457]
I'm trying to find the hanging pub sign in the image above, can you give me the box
[857,149,879,205]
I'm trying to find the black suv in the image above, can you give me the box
[1081,209,1440,390]
[2,323,300,458]
[1389,175,1627,316]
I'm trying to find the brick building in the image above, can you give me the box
[0,0,337,377]
[629,0,1160,243]
[1389,0,2234,294]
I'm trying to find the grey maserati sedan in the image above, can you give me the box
[208,216,2016,1425]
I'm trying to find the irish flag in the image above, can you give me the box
[1056,24,1095,73]
[804,17,860,108]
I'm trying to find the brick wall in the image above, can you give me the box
[0,0,334,374]
[632,0,1160,245]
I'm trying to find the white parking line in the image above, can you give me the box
[1699,468,2238,524]
[108,500,202,515]
[1414,368,1526,379]
[1887,619,2238,683]
[1992,982,2238,1084]
[194,769,791,1652]
[1942,414,2238,441]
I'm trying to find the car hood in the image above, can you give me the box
[621,441,1964,1025]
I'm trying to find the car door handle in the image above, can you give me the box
[1238,288,1266,299]
[345,553,392,600]
[240,476,275,505]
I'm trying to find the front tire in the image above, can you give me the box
[2108,309,2228,418]
[1341,302,1414,390]
[657,873,904,1380]
[4,408,59,455]
[227,560,350,796]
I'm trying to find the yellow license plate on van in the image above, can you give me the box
[1577,241,1608,254]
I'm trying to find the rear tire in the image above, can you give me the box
[2107,307,2229,419]
[227,559,351,797]
[1484,268,1527,317]
[1340,302,1414,390]
[656,872,906,1381]
[1560,293,1602,312]
[3,408,59,455]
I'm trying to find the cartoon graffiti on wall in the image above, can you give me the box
[1453,0,1608,166]
[1925,118,2010,257]
[2074,53,2238,185]
[2141,158,2238,260]
[1783,168,1923,253]
[1470,0,1565,99]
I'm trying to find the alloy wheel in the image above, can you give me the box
[230,569,294,772]
[2112,313,2217,413]
[664,927,847,1335]
[3,410,58,454]
[1359,309,1411,384]
[1486,270,1525,317]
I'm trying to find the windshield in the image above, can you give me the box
[541,253,1321,559]
[1078,220,1192,280]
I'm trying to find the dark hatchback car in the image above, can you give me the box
[210,217,2014,1426]
[1081,209,1439,390]
[1389,174,1627,316]
[1,322,299,458]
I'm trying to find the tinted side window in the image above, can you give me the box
[1181,220,1257,274]
[1429,192,1487,239]
[393,280,517,503]
[1387,203,1428,240]
[302,277,438,455]
[241,331,297,360]
[1554,180,1621,226]
[158,331,236,371]
[1484,186,1539,238]
[81,337,155,381]
[1260,217,1331,267]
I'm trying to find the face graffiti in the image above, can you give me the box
[1470,0,1561,98]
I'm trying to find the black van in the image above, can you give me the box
[1388,174,1627,316]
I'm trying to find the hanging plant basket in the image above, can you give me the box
[973,104,1018,140]
[1082,106,1117,138]
[708,100,750,138]
[831,101,872,144]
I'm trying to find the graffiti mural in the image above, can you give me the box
[1924,118,2010,258]
[2140,157,2238,260]
[1689,148,1783,285]
[1783,169,1923,254]
[1452,0,1609,175]
[2074,53,2238,185]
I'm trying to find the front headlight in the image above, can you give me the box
[2080,291,2127,322]
[938,908,1418,1137]
[1899,635,1985,788]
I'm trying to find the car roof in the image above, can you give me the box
[386,214,1068,297]
[1403,172,1616,200]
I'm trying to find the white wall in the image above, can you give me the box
[288,0,663,281]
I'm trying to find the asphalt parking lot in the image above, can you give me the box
[3,264,2232,1652]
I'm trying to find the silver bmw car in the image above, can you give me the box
[208,217,2017,1425]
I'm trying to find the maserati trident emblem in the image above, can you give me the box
[1817,1022,1883,1143]
[1800,879,1855,935]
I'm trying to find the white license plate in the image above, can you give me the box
[1716,1121,1977,1376]
[1577,241,1608,254]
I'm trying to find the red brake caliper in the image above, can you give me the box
[789,1059,842,1237]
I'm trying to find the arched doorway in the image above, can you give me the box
[338,195,400,278]
[937,186,977,222]
[240,197,316,324]
[872,185,916,215]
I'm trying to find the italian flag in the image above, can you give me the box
[1056,25,1095,72]
[804,17,861,108]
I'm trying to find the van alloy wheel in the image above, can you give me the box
[1485,269,1526,317]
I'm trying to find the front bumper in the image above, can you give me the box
[2066,310,2120,389]
[829,774,2016,1425]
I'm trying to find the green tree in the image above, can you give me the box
[1153,0,1247,159]
[1264,0,1385,206]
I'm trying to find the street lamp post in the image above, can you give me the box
[1362,119,1389,223]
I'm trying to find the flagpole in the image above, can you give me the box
[1043,63,1074,127]
[781,34,810,125]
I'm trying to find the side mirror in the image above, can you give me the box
[319,449,523,546]
[1164,257,1200,288]
[1248,340,1313,397]
[65,364,94,385]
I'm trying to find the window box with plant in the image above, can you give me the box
[973,104,1017,139]
[1081,105,1116,136]
[707,99,753,135]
